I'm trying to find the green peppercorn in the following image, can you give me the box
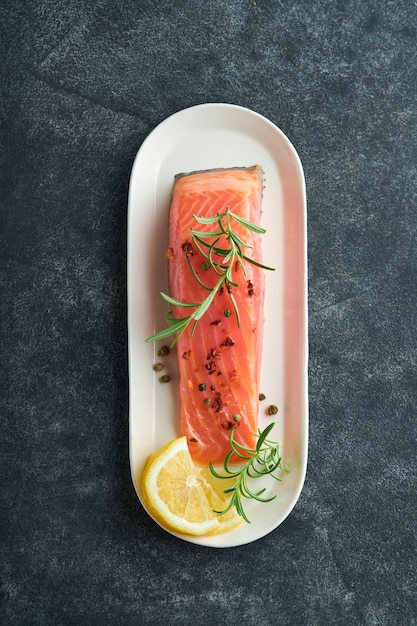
[153,362,164,372]
[198,383,207,391]
[233,414,241,422]
[201,261,210,271]
[203,398,211,405]
[224,309,232,318]
[160,375,171,383]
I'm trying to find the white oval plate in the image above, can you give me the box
[127,103,308,547]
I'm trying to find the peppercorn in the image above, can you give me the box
[259,393,266,401]
[158,345,170,357]
[181,240,194,256]
[233,414,241,422]
[224,309,232,317]
[198,383,207,391]
[201,261,210,271]
[153,363,164,372]
[160,375,171,383]
[203,398,211,405]
[220,337,235,347]
[267,404,278,415]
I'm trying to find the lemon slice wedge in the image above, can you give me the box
[139,437,243,536]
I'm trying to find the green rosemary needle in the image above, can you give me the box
[209,422,287,523]
[145,207,275,346]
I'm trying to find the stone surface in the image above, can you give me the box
[1,1,416,624]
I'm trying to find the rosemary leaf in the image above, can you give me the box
[145,317,191,343]
[160,292,201,308]
[193,282,221,320]
[190,229,224,238]
[230,230,253,249]
[228,210,267,234]
[185,255,212,291]
[241,254,276,271]
[228,292,241,327]
[192,213,222,225]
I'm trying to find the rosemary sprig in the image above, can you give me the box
[145,207,274,346]
[209,422,287,523]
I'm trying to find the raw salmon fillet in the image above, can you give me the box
[168,165,265,466]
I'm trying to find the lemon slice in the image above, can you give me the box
[139,437,243,536]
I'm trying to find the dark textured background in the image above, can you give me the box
[1,1,416,624]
